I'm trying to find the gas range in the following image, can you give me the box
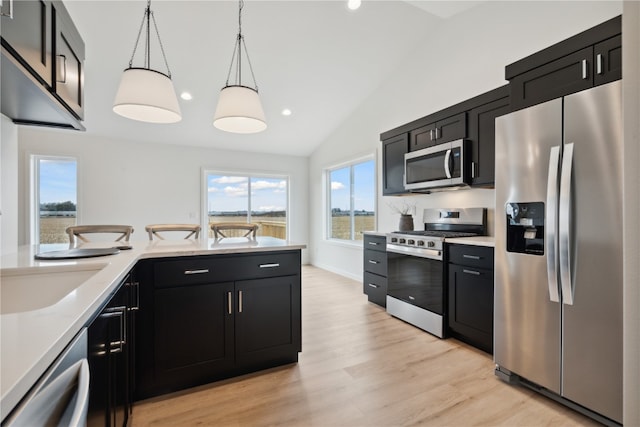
[386,208,487,260]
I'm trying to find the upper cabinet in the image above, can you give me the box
[409,112,466,152]
[506,15,621,111]
[1,0,85,130]
[382,133,409,196]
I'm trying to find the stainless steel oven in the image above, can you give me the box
[386,208,486,337]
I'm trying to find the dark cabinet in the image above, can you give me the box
[363,234,387,307]
[507,15,621,111]
[0,0,85,129]
[135,251,302,400]
[382,134,409,195]
[447,244,494,354]
[87,274,136,427]
[409,112,466,152]
[467,86,510,186]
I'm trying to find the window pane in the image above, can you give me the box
[250,177,287,239]
[38,158,77,244]
[206,173,288,239]
[330,167,351,240]
[353,160,375,240]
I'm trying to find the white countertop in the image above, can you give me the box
[0,237,306,421]
[445,236,495,247]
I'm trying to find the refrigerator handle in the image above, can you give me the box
[546,145,561,303]
[444,149,452,179]
[559,142,575,305]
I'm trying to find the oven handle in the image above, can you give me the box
[386,244,442,260]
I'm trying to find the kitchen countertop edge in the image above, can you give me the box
[445,236,495,247]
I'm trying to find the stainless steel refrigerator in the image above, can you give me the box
[494,80,622,425]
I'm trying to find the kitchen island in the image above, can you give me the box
[0,237,305,423]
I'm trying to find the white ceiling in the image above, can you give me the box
[64,1,480,156]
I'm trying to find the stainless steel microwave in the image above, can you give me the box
[404,139,470,191]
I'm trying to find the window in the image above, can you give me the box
[327,158,375,241]
[32,156,78,244]
[205,172,288,239]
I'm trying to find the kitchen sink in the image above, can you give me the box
[0,263,108,315]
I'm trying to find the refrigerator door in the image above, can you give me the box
[495,98,562,394]
[561,80,623,423]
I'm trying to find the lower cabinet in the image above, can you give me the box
[135,251,302,400]
[87,273,137,427]
[447,244,494,354]
[363,234,388,307]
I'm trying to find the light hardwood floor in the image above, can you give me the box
[131,266,599,426]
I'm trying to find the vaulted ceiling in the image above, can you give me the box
[65,1,481,156]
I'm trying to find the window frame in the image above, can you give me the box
[201,169,290,240]
[29,154,79,245]
[324,154,376,243]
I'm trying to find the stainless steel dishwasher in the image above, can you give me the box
[3,328,90,426]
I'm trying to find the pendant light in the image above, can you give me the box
[213,0,267,134]
[113,0,181,124]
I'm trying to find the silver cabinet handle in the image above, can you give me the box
[238,291,243,313]
[227,291,232,315]
[408,296,415,301]
[462,254,480,260]
[368,283,379,288]
[98,306,126,354]
[368,241,379,246]
[471,161,476,178]
[56,54,67,83]
[429,129,434,141]
[546,146,561,303]
[184,269,209,275]
[581,59,588,79]
[435,127,440,139]
[596,53,603,75]
[368,260,379,264]
[463,269,481,276]
[259,263,280,268]
[559,142,575,305]
[444,149,452,179]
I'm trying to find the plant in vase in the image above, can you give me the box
[388,201,416,231]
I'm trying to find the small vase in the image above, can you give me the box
[398,214,414,232]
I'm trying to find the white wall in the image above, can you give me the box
[623,2,640,425]
[309,1,622,279]
[17,128,309,262]
[1,115,19,256]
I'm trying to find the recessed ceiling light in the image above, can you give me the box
[347,0,361,10]
[282,108,292,116]
[180,92,193,101]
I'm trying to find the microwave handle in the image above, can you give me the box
[444,149,452,179]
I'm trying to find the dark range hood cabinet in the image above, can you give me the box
[1,0,85,130]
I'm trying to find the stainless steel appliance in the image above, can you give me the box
[404,139,470,192]
[386,208,486,337]
[494,80,622,425]
[3,328,90,426]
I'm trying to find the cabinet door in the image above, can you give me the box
[52,1,84,119]
[594,35,621,86]
[154,282,235,389]
[382,134,409,195]
[363,272,387,307]
[435,112,466,144]
[409,123,437,151]
[448,264,493,354]
[235,275,301,368]
[467,97,510,186]
[0,0,53,86]
[510,47,593,111]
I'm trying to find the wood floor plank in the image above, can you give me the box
[131,266,600,426]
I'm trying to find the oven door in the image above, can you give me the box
[404,139,467,191]
[386,249,444,315]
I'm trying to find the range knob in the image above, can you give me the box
[427,241,435,248]
[417,240,425,246]
[407,239,415,245]
[390,237,398,243]
[399,238,406,244]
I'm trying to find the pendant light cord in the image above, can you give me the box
[127,0,173,78]
[224,0,259,91]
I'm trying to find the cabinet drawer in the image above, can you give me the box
[448,244,494,270]
[153,251,301,288]
[363,249,387,276]
[363,234,386,252]
[363,272,387,307]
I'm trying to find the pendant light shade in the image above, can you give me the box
[113,68,181,123]
[213,0,267,134]
[113,1,181,124]
[213,85,266,133]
